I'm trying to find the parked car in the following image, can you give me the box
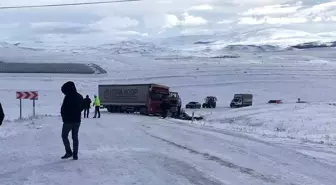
[186,101,201,109]
[268,100,283,104]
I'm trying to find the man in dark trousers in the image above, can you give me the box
[0,102,4,126]
[177,97,182,117]
[93,95,100,118]
[83,95,91,118]
[60,81,83,160]
[160,97,170,119]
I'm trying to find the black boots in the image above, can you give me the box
[61,153,72,159]
[61,153,78,160]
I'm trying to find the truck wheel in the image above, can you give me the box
[107,106,112,113]
[108,106,117,113]
[113,106,120,113]
[140,107,148,115]
[116,106,122,113]
[202,103,206,108]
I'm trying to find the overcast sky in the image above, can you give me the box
[0,0,335,45]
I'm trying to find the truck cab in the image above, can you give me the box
[230,98,242,107]
[147,85,170,115]
[168,92,179,114]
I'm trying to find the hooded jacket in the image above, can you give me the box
[61,81,84,123]
[83,96,92,109]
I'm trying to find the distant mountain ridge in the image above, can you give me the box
[1,39,336,57]
[290,41,336,49]
[193,40,336,52]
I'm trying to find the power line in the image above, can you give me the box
[0,0,141,10]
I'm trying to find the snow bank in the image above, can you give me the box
[0,115,53,139]
[200,103,336,145]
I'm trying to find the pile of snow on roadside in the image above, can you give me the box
[201,103,336,145]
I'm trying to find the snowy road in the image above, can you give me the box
[1,112,335,185]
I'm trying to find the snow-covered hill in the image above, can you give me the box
[2,27,336,59]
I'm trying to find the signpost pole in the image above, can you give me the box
[16,91,38,120]
[33,99,35,118]
[20,99,22,120]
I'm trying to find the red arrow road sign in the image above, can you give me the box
[24,92,30,99]
[16,91,39,100]
[31,91,38,99]
[16,92,23,99]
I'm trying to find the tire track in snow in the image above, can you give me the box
[146,118,336,185]
[143,152,226,185]
[142,129,278,184]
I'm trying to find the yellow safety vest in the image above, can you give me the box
[94,97,100,106]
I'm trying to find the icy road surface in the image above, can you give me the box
[0,113,335,185]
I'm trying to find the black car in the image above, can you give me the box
[185,101,201,109]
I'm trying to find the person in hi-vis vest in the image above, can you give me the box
[93,95,100,118]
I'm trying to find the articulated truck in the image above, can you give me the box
[99,83,175,115]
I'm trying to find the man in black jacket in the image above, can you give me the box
[60,81,83,160]
[160,97,170,119]
[83,95,91,118]
[0,102,4,126]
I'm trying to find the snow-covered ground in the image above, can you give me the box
[2,113,335,185]
[184,102,336,146]
[1,41,336,184]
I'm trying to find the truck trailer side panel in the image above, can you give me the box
[243,95,253,106]
[99,84,150,105]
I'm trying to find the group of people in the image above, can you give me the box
[0,81,202,161]
[60,82,202,160]
[82,95,101,118]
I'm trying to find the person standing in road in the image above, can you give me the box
[0,102,4,126]
[83,95,91,118]
[177,97,182,117]
[93,95,100,118]
[160,97,170,119]
[60,81,84,160]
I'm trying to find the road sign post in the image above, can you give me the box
[16,91,38,119]
[19,99,22,119]
[33,99,35,117]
